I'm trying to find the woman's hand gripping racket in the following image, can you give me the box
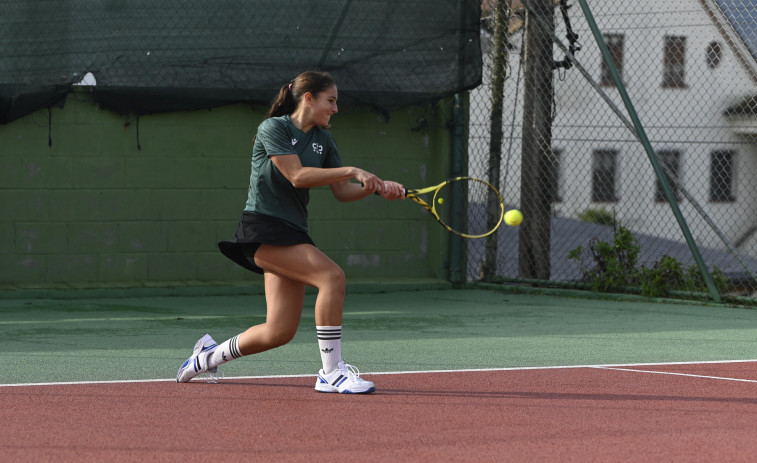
[405,176,506,239]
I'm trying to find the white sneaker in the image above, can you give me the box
[176,334,219,383]
[315,361,376,394]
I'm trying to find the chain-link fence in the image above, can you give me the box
[469,0,757,302]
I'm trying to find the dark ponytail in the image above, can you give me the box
[267,84,297,118]
[266,71,336,118]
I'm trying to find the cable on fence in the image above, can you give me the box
[553,0,581,70]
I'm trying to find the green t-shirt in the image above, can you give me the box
[245,115,343,231]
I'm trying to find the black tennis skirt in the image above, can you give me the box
[217,212,315,274]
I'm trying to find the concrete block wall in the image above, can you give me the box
[0,90,452,286]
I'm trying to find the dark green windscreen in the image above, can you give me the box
[0,0,482,122]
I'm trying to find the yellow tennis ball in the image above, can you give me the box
[437,197,444,205]
[504,209,523,226]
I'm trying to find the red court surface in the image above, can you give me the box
[3,362,757,462]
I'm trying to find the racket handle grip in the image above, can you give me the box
[359,182,382,196]
[360,183,407,196]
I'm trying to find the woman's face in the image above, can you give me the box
[308,85,338,128]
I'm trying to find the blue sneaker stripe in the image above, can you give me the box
[178,335,221,383]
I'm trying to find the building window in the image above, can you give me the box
[663,35,687,88]
[710,150,735,202]
[706,41,723,69]
[654,150,682,202]
[592,150,618,202]
[546,149,562,203]
[600,34,625,86]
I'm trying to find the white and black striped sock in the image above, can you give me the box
[207,334,243,369]
[316,325,342,374]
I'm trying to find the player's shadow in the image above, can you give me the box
[383,388,757,405]
[194,380,757,405]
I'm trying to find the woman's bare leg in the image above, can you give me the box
[253,243,346,326]
[254,243,347,375]
[235,272,306,355]
[205,244,348,376]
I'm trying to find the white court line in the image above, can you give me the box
[0,315,231,325]
[3,359,757,388]
[594,366,757,383]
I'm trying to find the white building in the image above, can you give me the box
[469,0,757,281]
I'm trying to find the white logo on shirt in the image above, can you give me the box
[313,143,324,156]
[291,139,298,146]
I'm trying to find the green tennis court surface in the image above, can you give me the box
[2,287,757,385]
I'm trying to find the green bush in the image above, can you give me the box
[568,225,729,298]
[640,255,684,297]
[568,226,640,292]
[577,208,616,226]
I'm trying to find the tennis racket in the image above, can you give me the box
[405,176,505,239]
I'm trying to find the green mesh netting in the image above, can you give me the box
[0,0,482,122]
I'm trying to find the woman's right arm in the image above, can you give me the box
[270,153,384,192]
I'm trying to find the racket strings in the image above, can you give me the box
[433,178,504,238]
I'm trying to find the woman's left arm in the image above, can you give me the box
[330,180,405,203]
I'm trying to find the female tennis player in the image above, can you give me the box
[176,71,404,393]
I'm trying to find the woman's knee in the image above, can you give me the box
[329,265,346,291]
[264,325,298,347]
[314,262,345,291]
